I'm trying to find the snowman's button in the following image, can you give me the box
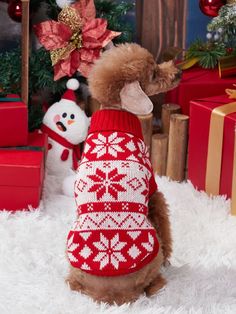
[61,149,69,161]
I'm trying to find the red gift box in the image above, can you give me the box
[0,95,28,147]
[188,94,236,199]
[165,67,236,115]
[0,131,48,211]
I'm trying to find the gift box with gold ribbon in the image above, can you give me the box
[188,94,236,200]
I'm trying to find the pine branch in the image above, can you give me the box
[95,0,134,43]
[0,0,135,128]
[186,39,226,69]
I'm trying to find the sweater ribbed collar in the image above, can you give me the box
[88,109,143,140]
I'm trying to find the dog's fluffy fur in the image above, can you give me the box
[88,43,180,105]
[67,43,180,305]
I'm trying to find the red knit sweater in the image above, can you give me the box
[67,109,159,276]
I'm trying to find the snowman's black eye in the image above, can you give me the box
[70,114,75,119]
[62,112,67,118]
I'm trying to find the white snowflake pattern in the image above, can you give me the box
[67,233,80,262]
[137,141,151,167]
[76,179,87,192]
[125,140,136,152]
[93,233,127,270]
[128,244,141,259]
[91,133,125,158]
[83,143,91,154]
[142,233,154,252]
[79,245,92,259]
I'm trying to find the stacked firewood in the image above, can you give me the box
[138,104,189,182]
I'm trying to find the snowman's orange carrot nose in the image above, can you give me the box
[67,120,75,125]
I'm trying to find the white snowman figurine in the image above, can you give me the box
[42,79,90,191]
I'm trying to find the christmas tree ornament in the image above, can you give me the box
[206,32,213,39]
[199,0,226,17]
[7,0,22,22]
[207,0,236,47]
[41,78,90,176]
[34,0,121,80]
[214,33,220,40]
[226,47,233,54]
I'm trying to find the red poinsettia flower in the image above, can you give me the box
[34,0,120,80]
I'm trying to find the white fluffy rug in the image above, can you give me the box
[1,174,236,314]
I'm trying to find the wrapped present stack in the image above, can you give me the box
[0,0,47,211]
[188,94,236,215]
[0,129,48,211]
[165,67,236,115]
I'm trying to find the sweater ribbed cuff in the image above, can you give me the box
[89,109,144,140]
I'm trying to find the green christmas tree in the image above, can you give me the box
[207,0,236,48]
[185,0,236,69]
[0,0,134,130]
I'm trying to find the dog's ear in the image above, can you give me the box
[120,81,153,115]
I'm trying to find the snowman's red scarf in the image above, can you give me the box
[41,124,81,170]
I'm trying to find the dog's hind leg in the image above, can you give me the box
[144,273,166,296]
[66,269,84,292]
[148,191,172,263]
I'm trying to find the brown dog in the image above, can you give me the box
[66,43,181,305]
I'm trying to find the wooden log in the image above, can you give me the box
[21,0,30,105]
[161,103,181,134]
[137,113,153,151]
[151,133,168,176]
[166,114,189,182]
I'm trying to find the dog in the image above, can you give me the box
[66,43,181,305]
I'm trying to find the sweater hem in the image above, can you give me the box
[70,243,159,277]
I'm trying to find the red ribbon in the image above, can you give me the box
[41,124,81,170]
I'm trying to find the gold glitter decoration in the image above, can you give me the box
[70,32,83,49]
[50,6,84,66]
[58,6,83,32]
[50,43,76,66]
